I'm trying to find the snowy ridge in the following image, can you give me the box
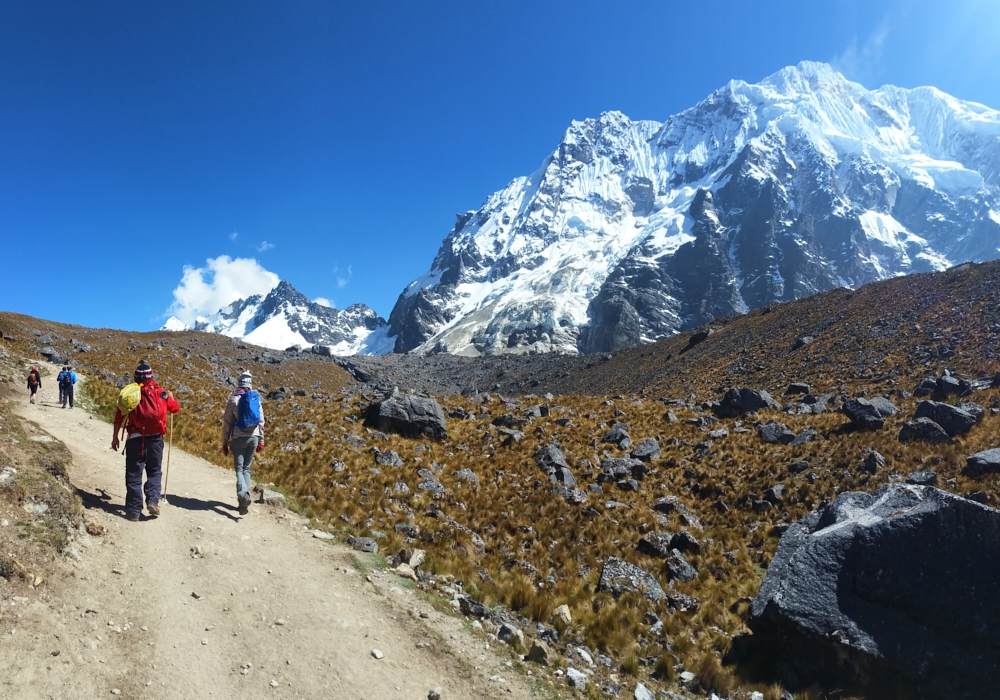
[388,61,1000,355]
[162,281,394,356]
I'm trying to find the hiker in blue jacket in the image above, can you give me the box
[222,371,265,515]
[61,366,77,408]
[57,366,67,405]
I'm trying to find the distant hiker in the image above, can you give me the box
[61,366,77,408]
[110,360,179,521]
[57,366,67,405]
[222,371,265,515]
[26,367,41,404]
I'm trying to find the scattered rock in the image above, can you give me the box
[786,382,810,395]
[913,401,978,437]
[630,438,660,462]
[527,639,554,665]
[552,604,572,625]
[758,422,796,445]
[711,388,781,418]
[260,489,286,505]
[597,556,665,602]
[565,668,588,689]
[860,449,885,474]
[898,418,952,444]
[790,428,817,446]
[375,450,404,467]
[347,537,378,554]
[0,466,16,489]
[634,682,656,700]
[371,648,384,660]
[965,448,1000,477]
[497,622,524,647]
[666,549,698,582]
[841,398,885,431]
[428,688,442,700]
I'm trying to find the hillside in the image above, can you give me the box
[2,259,1000,698]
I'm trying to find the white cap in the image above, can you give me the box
[239,371,253,388]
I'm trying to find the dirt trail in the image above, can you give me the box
[4,366,538,700]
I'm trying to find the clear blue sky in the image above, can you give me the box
[2,0,998,330]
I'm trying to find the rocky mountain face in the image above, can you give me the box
[162,280,394,355]
[388,61,1000,356]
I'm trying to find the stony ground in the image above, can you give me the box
[0,368,538,700]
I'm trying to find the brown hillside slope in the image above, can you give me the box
[1,261,999,698]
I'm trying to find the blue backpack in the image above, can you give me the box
[235,390,262,431]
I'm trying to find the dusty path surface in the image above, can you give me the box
[4,367,538,700]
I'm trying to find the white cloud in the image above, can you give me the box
[229,231,238,241]
[314,297,333,308]
[336,263,352,289]
[831,24,890,88]
[257,240,275,252]
[166,255,280,325]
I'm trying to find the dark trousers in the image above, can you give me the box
[59,386,64,404]
[125,435,163,517]
[62,385,74,408]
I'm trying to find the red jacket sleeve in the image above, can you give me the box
[166,395,180,414]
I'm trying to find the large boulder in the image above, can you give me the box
[711,388,781,418]
[740,484,1000,699]
[364,389,447,440]
[841,398,885,431]
[596,556,665,602]
[912,401,977,438]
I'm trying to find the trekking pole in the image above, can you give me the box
[162,412,173,506]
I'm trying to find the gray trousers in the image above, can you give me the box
[230,435,259,502]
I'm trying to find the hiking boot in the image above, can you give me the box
[147,504,160,518]
[238,498,249,515]
[125,513,140,522]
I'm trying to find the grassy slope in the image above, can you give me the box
[1,261,999,699]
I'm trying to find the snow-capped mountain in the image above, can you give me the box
[388,61,1000,355]
[162,280,395,355]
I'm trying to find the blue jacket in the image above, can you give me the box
[61,371,76,386]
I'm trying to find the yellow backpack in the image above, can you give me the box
[117,383,142,416]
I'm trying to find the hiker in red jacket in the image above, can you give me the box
[26,367,41,404]
[110,361,179,521]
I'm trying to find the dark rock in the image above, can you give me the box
[454,468,480,487]
[665,549,697,582]
[459,595,492,619]
[534,442,570,474]
[763,484,785,505]
[375,450,404,468]
[630,438,661,463]
[365,389,447,439]
[637,532,673,559]
[548,467,575,486]
[711,388,781,418]
[395,522,420,538]
[266,390,286,401]
[935,374,962,397]
[913,401,977,437]
[867,397,900,417]
[417,480,446,494]
[347,536,378,553]
[666,592,700,613]
[744,484,1000,699]
[651,496,681,514]
[966,491,990,504]
[616,479,639,492]
[860,449,885,474]
[841,399,885,431]
[898,418,952,444]
[790,429,817,446]
[596,556,665,602]
[913,377,938,397]
[669,529,701,554]
[791,336,813,350]
[905,470,937,486]
[965,448,1000,477]
[955,402,986,424]
[600,427,632,448]
[498,428,524,447]
[789,460,810,474]
[758,422,796,445]
[786,382,810,395]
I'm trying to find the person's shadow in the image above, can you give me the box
[76,487,126,518]
[164,494,240,522]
